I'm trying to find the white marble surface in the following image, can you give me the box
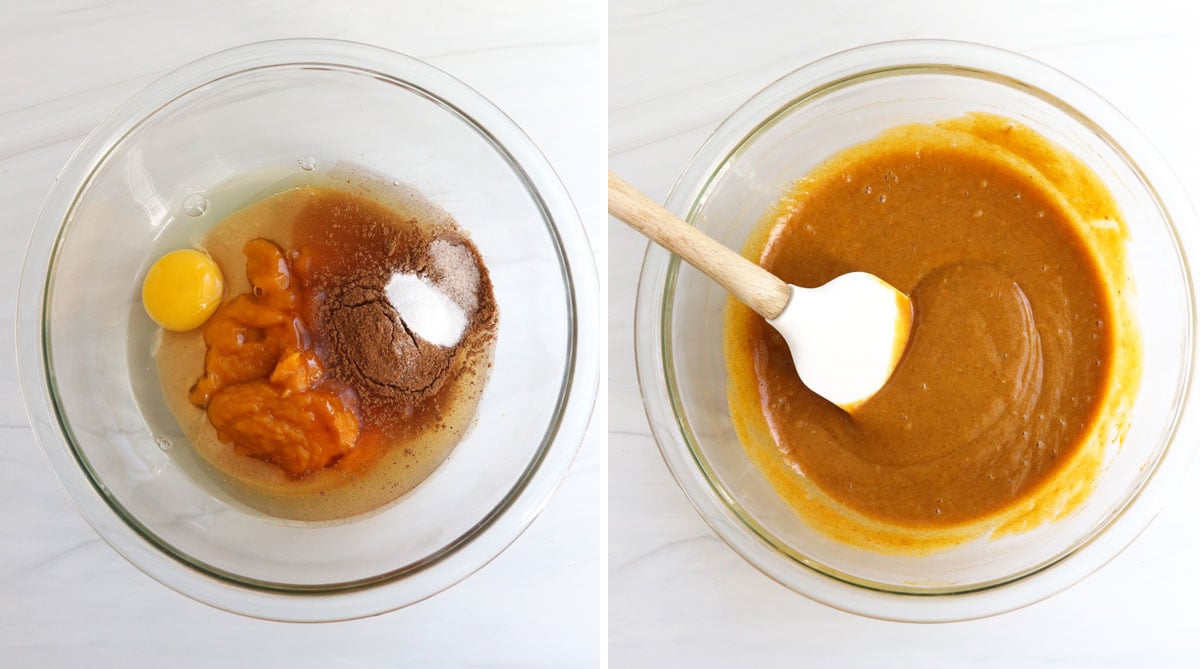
[611,0,1200,666]
[0,1,603,666]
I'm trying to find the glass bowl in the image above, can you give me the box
[17,39,599,621]
[635,40,1200,622]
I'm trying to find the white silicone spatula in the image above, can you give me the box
[609,172,912,411]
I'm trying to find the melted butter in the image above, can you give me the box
[725,113,1142,554]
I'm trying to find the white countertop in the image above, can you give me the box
[0,1,603,666]
[610,0,1200,666]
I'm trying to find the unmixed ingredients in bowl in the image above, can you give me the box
[725,113,1140,553]
[150,182,498,521]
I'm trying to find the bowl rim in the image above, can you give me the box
[634,38,1200,622]
[16,37,600,622]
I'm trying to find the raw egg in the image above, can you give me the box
[142,249,224,331]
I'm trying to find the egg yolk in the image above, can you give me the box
[142,249,224,331]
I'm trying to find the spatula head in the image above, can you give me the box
[769,272,912,411]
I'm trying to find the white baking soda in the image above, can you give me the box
[385,272,467,347]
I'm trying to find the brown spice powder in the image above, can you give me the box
[296,194,497,429]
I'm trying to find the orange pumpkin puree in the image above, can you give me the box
[188,238,373,478]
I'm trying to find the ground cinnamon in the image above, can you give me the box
[295,193,497,428]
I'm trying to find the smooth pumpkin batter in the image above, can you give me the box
[725,113,1140,553]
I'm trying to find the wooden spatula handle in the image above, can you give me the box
[608,172,790,319]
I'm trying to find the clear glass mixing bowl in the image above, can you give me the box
[17,39,599,621]
[635,40,1200,621]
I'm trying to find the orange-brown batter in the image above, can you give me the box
[725,113,1140,552]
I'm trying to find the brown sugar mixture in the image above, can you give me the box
[725,113,1140,553]
[155,183,497,521]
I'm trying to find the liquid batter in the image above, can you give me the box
[725,113,1140,552]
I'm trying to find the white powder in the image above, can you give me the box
[427,238,480,313]
[385,272,467,347]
